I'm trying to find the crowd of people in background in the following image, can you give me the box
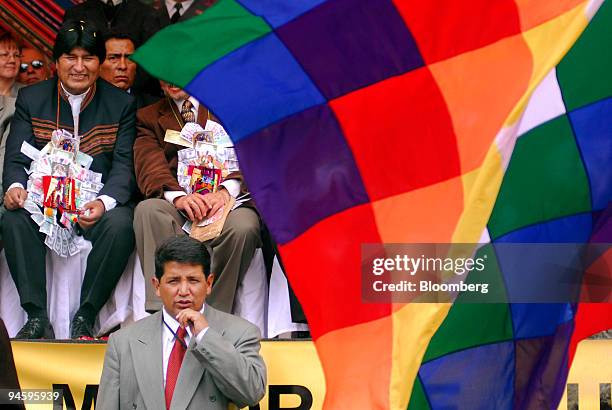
[0,0,306,341]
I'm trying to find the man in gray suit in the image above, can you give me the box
[97,236,266,410]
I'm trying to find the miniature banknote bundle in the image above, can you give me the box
[176,120,238,195]
[20,129,104,257]
[174,120,242,240]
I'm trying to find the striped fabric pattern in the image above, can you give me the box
[0,0,71,55]
[0,1,158,53]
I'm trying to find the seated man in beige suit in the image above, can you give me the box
[97,236,266,410]
[133,81,261,313]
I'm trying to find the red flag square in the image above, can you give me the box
[331,66,461,202]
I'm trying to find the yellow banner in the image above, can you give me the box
[10,339,611,409]
[12,340,325,410]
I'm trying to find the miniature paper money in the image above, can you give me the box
[177,163,188,177]
[88,171,103,184]
[69,240,79,256]
[23,199,41,215]
[75,151,93,169]
[21,141,42,161]
[164,129,192,148]
[61,230,69,257]
[40,222,53,235]
[204,120,232,147]
[23,127,106,257]
[181,122,205,144]
[196,204,226,227]
[222,147,239,172]
[44,232,53,249]
[178,148,197,163]
[32,213,45,225]
[53,231,61,254]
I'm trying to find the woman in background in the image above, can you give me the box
[0,33,22,97]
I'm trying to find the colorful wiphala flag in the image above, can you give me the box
[134,0,611,408]
[411,3,611,408]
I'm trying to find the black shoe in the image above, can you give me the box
[15,317,55,339]
[70,315,94,339]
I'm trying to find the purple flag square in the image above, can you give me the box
[238,0,328,28]
[568,97,612,211]
[591,204,612,243]
[276,0,423,100]
[235,104,369,244]
[513,321,573,409]
[419,341,515,409]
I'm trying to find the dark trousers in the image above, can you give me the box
[1,206,135,317]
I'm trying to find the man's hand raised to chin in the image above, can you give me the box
[176,308,209,336]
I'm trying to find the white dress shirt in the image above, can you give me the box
[161,306,208,385]
[165,0,195,17]
[61,82,87,138]
[9,83,118,212]
[62,83,117,211]
[163,96,241,205]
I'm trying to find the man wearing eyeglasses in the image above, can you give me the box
[17,47,51,86]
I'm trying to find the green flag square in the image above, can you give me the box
[488,115,591,240]
[407,376,431,410]
[556,0,612,112]
[133,0,271,87]
[421,245,514,363]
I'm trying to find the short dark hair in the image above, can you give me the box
[53,20,105,62]
[102,29,137,48]
[154,236,211,280]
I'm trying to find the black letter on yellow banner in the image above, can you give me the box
[269,385,313,410]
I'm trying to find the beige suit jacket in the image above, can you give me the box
[96,305,266,410]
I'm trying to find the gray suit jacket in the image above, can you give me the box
[96,306,266,410]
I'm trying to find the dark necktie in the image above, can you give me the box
[103,0,117,23]
[181,99,195,123]
[170,2,182,24]
[165,326,187,410]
